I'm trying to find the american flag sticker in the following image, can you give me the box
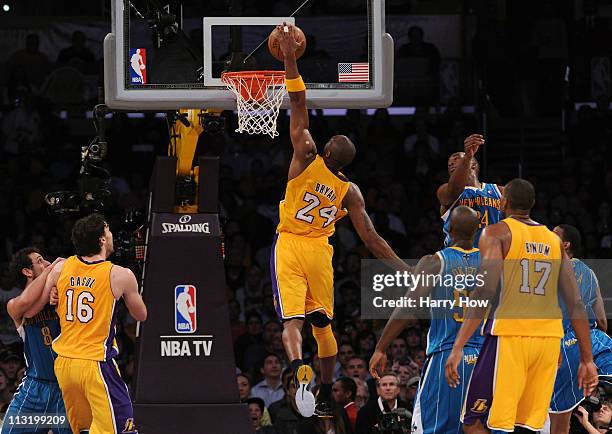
[338,62,370,82]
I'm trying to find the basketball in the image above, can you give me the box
[268,25,306,62]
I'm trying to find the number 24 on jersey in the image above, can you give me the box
[295,192,338,227]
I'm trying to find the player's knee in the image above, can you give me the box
[311,324,337,359]
[306,311,330,328]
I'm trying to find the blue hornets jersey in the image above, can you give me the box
[560,258,598,332]
[17,305,61,381]
[442,183,503,247]
[426,247,485,355]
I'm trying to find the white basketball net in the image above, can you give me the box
[222,71,286,138]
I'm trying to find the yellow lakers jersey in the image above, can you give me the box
[53,256,119,361]
[488,217,564,338]
[277,155,350,238]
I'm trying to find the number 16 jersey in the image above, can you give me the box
[53,256,119,361]
[277,155,350,239]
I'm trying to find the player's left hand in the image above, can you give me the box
[464,134,484,158]
[369,349,387,380]
[444,347,463,388]
[577,360,599,397]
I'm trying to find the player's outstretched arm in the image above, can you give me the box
[370,254,439,378]
[111,265,147,322]
[437,134,484,208]
[344,183,408,272]
[8,258,64,324]
[276,24,317,169]
[559,249,597,395]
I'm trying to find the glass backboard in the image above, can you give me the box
[104,0,393,110]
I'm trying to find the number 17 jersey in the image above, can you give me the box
[277,155,350,239]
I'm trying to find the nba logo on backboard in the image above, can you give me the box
[175,285,197,333]
[129,48,147,84]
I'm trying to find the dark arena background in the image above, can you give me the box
[0,1,611,434]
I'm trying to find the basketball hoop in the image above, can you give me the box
[221,70,286,138]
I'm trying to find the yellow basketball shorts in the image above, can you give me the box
[462,334,561,431]
[270,232,334,320]
[54,356,137,434]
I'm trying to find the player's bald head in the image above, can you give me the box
[324,135,356,171]
[503,178,535,212]
[449,206,480,242]
[447,152,479,176]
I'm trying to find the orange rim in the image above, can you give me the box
[221,70,285,85]
[222,70,286,102]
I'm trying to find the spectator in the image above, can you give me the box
[6,33,51,91]
[404,118,441,155]
[403,377,419,410]
[301,35,330,61]
[392,359,411,387]
[340,321,359,347]
[247,397,277,434]
[234,312,264,370]
[389,337,408,362]
[0,367,11,412]
[237,373,253,400]
[355,373,410,434]
[332,377,358,432]
[0,352,21,387]
[269,369,302,434]
[404,328,421,350]
[574,402,611,434]
[252,353,285,408]
[367,108,401,148]
[244,319,282,368]
[229,298,246,343]
[411,348,426,370]
[356,331,376,361]
[345,357,368,381]
[396,26,441,76]
[353,378,370,409]
[335,343,356,378]
[56,30,96,73]
[0,94,43,155]
[235,265,265,313]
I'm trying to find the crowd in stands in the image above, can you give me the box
[1,17,612,433]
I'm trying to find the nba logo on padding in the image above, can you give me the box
[175,285,197,333]
[129,48,147,84]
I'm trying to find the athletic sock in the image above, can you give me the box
[319,383,332,402]
[291,359,304,375]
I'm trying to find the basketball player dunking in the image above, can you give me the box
[438,134,504,247]
[272,24,407,418]
[44,213,147,433]
[445,179,598,433]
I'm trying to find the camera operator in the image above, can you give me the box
[573,400,611,434]
[355,372,410,434]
